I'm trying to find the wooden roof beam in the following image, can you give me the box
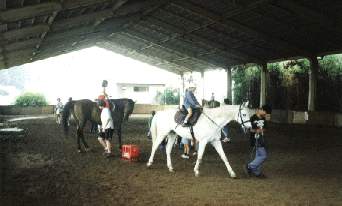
[0,47,36,61]
[62,0,117,10]
[0,38,42,54]
[0,2,62,23]
[173,0,311,59]
[51,9,114,30]
[113,0,172,16]
[0,24,50,42]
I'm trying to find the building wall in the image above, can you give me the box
[116,83,165,104]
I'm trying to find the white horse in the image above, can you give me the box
[147,103,252,178]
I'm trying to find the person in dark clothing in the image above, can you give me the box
[244,105,272,179]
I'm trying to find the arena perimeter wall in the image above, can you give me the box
[0,105,342,127]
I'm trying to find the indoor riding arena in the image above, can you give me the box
[0,113,341,205]
[2,0,342,205]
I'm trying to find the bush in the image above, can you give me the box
[13,92,50,106]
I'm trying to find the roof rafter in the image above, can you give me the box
[51,9,114,30]
[0,2,62,23]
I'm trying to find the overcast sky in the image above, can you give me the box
[0,46,227,105]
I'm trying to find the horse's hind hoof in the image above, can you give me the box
[146,164,152,169]
[195,173,200,177]
[85,148,91,152]
[78,150,83,153]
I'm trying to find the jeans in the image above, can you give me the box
[248,147,267,176]
[222,124,229,138]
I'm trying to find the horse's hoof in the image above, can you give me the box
[230,173,237,178]
[146,164,152,169]
[85,148,91,152]
[195,173,200,177]
[78,150,83,153]
[169,169,174,172]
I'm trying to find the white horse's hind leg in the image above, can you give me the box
[147,135,165,169]
[194,140,208,177]
[166,133,176,172]
[210,140,236,178]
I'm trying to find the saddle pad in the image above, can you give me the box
[174,110,186,124]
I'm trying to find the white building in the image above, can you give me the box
[116,83,166,104]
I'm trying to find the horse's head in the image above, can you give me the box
[123,99,135,122]
[237,102,252,133]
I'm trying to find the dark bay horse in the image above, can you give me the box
[62,98,135,153]
[202,99,220,108]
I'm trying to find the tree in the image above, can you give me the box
[154,87,180,105]
[13,92,50,106]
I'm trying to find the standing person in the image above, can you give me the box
[55,98,63,124]
[97,93,111,133]
[182,83,202,127]
[222,99,230,142]
[208,93,215,106]
[97,100,115,157]
[244,105,272,179]
[67,97,72,126]
[147,111,155,138]
[181,137,191,159]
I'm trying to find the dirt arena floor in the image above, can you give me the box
[0,114,342,206]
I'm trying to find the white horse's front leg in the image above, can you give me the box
[166,133,176,172]
[194,140,208,177]
[147,135,165,169]
[210,140,236,178]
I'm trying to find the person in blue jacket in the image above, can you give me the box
[182,83,202,127]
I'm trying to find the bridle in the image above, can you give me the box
[201,104,250,131]
[238,104,251,132]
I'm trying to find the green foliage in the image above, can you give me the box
[232,54,342,112]
[154,87,180,105]
[13,92,50,106]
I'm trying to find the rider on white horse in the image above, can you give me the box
[183,83,202,127]
[147,102,252,178]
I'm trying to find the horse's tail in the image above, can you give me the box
[62,101,75,136]
[151,113,158,143]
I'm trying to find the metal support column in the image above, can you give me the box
[308,56,318,111]
[260,62,267,107]
[226,67,232,104]
[180,73,185,108]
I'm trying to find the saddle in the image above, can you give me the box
[174,106,202,126]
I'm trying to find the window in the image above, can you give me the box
[134,87,149,93]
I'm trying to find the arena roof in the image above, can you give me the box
[1,0,342,75]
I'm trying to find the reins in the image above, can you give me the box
[201,110,223,130]
[201,104,249,131]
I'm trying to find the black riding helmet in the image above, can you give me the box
[150,111,156,115]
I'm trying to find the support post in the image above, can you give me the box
[201,70,205,101]
[260,62,267,107]
[226,67,232,104]
[180,73,185,108]
[308,56,318,111]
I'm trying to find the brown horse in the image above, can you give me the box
[202,99,220,108]
[62,98,135,153]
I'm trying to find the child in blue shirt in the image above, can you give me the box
[182,83,202,127]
